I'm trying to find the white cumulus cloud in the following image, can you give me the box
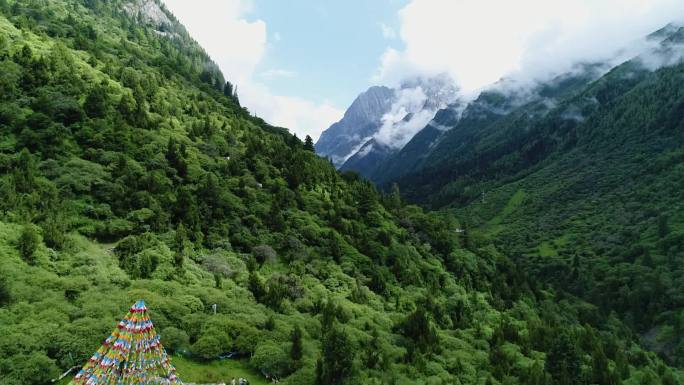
[162,0,342,140]
[245,83,344,140]
[259,69,297,80]
[374,87,428,148]
[380,23,397,39]
[377,0,684,94]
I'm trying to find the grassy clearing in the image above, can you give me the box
[535,235,569,258]
[489,189,526,225]
[173,356,270,385]
[538,241,558,257]
[552,234,569,249]
[500,189,527,218]
[487,188,527,234]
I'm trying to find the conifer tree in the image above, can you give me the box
[13,149,36,194]
[315,326,355,385]
[657,214,669,238]
[174,223,187,270]
[591,345,611,385]
[84,82,108,118]
[385,183,403,210]
[304,135,315,152]
[290,325,303,361]
[223,81,233,97]
[615,350,630,380]
[248,271,266,301]
[365,328,381,369]
[18,225,39,265]
[546,332,581,385]
[0,272,11,306]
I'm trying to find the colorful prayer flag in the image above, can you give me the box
[69,300,182,385]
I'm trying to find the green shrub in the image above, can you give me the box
[251,341,291,378]
[17,225,39,264]
[161,327,190,353]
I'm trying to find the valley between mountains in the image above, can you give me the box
[0,1,683,385]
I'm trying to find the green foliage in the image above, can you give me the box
[248,271,266,302]
[41,213,68,250]
[591,343,622,385]
[545,332,581,385]
[397,304,439,359]
[315,326,355,385]
[192,336,224,361]
[83,83,109,118]
[0,271,11,306]
[161,327,189,354]
[174,224,187,270]
[0,2,680,385]
[13,149,36,194]
[252,244,276,265]
[0,352,60,385]
[17,225,39,264]
[251,341,291,378]
[304,135,315,152]
[382,25,684,372]
[364,328,382,370]
[290,325,303,362]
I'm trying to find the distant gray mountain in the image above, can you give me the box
[315,86,395,167]
[339,75,459,178]
[372,65,606,185]
[372,103,463,182]
[339,138,391,179]
[318,74,459,176]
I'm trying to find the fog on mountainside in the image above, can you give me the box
[325,24,684,184]
[317,21,684,375]
[317,73,458,178]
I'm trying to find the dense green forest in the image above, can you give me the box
[389,26,684,375]
[0,1,681,385]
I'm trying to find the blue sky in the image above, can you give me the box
[250,0,408,108]
[163,0,410,140]
[164,0,682,140]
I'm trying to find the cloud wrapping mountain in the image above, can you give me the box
[316,86,396,167]
[377,0,684,95]
[317,74,458,172]
[375,75,459,149]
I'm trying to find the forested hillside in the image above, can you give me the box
[0,1,681,385]
[389,25,684,371]
[373,64,604,187]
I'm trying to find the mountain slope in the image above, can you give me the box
[0,2,681,385]
[391,26,684,367]
[338,75,460,179]
[370,63,606,187]
[317,75,458,175]
[375,104,463,182]
[315,86,395,167]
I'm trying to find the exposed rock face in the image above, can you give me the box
[339,138,392,179]
[124,0,172,28]
[315,86,395,167]
[319,74,459,179]
[372,103,463,183]
[316,74,459,174]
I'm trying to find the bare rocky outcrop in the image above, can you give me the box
[123,0,172,28]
